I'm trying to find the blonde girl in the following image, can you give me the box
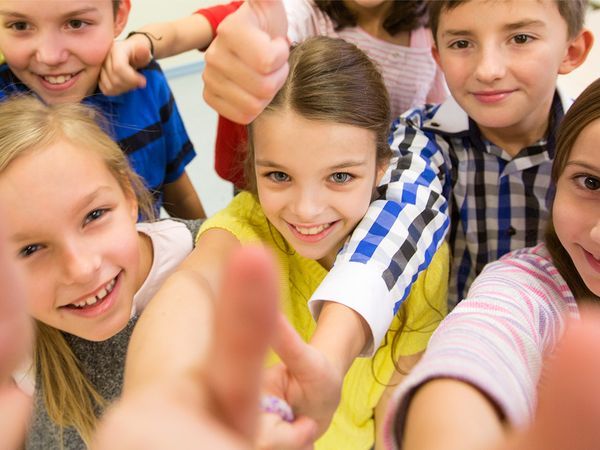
[122,36,449,450]
[0,96,197,448]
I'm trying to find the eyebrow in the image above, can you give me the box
[441,19,546,38]
[10,186,112,243]
[255,159,368,171]
[565,160,600,173]
[0,6,99,19]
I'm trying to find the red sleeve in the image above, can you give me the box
[194,1,244,35]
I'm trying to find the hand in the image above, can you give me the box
[93,246,280,449]
[256,316,340,449]
[99,36,152,96]
[202,0,290,124]
[0,222,33,450]
[500,307,600,450]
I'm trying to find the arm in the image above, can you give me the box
[309,107,451,356]
[384,252,571,449]
[162,171,206,219]
[100,2,242,96]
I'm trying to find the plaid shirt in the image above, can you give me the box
[390,91,568,307]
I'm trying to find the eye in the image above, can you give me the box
[329,172,353,184]
[267,171,290,183]
[449,40,470,49]
[67,19,87,30]
[83,208,108,225]
[19,244,42,258]
[9,21,30,31]
[512,34,533,44]
[574,175,600,191]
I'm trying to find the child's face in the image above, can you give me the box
[253,110,383,269]
[433,0,577,138]
[553,119,600,297]
[0,138,144,341]
[0,0,129,104]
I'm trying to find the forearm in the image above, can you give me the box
[402,379,506,450]
[309,301,370,376]
[163,172,206,220]
[137,14,214,60]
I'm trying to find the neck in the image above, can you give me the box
[136,231,154,292]
[345,1,409,44]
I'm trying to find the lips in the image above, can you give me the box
[286,221,339,243]
[472,89,516,104]
[64,275,118,310]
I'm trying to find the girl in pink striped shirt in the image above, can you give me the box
[384,77,600,450]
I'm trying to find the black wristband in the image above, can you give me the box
[126,31,161,58]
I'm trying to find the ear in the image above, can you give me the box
[431,43,442,68]
[558,28,594,75]
[375,160,388,187]
[113,0,131,38]
[125,188,139,222]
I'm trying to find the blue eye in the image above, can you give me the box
[267,171,290,183]
[330,172,353,184]
[19,244,42,258]
[84,208,108,225]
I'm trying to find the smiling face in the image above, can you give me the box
[553,118,600,297]
[432,0,581,145]
[253,109,383,269]
[0,137,146,341]
[0,0,129,104]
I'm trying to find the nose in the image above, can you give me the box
[591,221,600,244]
[60,241,101,285]
[35,33,69,67]
[474,44,506,83]
[290,186,325,223]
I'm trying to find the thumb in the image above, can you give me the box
[272,314,319,380]
[206,245,280,440]
[248,0,288,40]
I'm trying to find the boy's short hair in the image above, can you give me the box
[428,0,588,40]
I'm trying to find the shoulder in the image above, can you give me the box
[137,219,195,255]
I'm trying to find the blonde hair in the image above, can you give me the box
[0,95,155,445]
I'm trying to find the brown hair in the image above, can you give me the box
[428,0,589,41]
[0,95,155,446]
[245,36,392,193]
[314,0,428,35]
[545,77,600,301]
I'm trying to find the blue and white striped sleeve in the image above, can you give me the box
[308,106,450,355]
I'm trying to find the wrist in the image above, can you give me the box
[126,31,161,58]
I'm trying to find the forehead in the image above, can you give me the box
[437,0,563,33]
[568,119,600,160]
[252,110,377,167]
[0,0,113,18]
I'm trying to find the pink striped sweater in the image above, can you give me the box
[382,243,580,449]
[283,0,448,119]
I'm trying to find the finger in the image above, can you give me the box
[215,2,290,75]
[248,0,288,39]
[204,39,289,105]
[271,314,320,380]
[257,413,317,450]
[504,307,600,450]
[0,386,32,450]
[207,246,280,439]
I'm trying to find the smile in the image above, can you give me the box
[42,74,74,85]
[68,276,117,309]
[293,223,332,235]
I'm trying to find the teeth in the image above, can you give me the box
[70,276,117,308]
[294,223,331,235]
[43,74,73,85]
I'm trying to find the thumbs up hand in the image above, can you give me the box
[203,0,290,124]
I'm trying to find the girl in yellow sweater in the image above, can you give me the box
[124,36,448,450]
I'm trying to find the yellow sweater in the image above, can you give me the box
[199,192,448,450]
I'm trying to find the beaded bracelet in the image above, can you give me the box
[260,395,295,422]
[125,31,161,58]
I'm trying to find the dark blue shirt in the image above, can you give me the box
[0,60,196,213]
